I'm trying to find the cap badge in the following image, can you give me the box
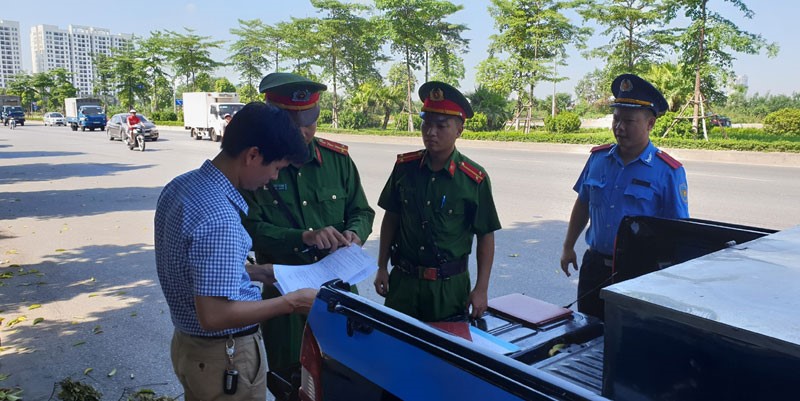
[292,90,310,102]
[430,88,445,101]
[620,79,633,93]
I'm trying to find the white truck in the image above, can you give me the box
[182,92,244,142]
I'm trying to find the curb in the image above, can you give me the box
[157,127,800,168]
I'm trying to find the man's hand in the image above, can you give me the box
[342,230,362,246]
[560,248,579,277]
[373,267,389,297]
[283,288,319,314]
[467,287,488,318]
[246,263,275,284]
[302,226,350,251]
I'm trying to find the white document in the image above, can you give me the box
[273,244,378,295]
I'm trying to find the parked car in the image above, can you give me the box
[708,113,732,127]
[43,112,66,126]
[106,113,159,142]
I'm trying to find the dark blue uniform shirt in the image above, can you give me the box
[574,142,689,255]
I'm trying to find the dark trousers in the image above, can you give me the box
[577,250,614,320]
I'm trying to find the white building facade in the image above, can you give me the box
[31,24,131,96]
[0,20,23,89]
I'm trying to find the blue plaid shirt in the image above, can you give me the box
[155,160,260,336]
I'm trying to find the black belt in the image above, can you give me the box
[587,249,614,268]
[190,325,259,340]
[393,257,468,280]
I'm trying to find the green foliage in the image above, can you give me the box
[464,112,489,131]
[0,386,23,401]
[466,85,511,130]
[764,108,800,135]
[653,111,695,138]
[338,111,373,129]
[544,111,581,133]
[126,388,177,401]
[319,109,333,125]
[57,378,102,401]
[151,110,178,121]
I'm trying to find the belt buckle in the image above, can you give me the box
[422,267,438,281]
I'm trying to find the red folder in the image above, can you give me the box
[428,322,473,341]
[488,293,573,327]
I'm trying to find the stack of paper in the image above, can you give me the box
[273,244,378,295]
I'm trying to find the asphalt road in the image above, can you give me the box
[2,122,800,399]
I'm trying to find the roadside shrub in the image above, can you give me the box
[653,111,694,139]
[464,112,489,132]
[544,112,581,133]
[338,111,372,129]
[764,108,800,135]
[319,109,333,125]
[150,110,178,121]
[393,113,423,131]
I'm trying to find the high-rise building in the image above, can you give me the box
[0,20,23,89]
[31,24,131,96]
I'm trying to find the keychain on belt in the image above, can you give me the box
[223,336,239,394]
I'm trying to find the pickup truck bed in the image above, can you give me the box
[296,217,788,401]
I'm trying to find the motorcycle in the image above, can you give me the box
[126,123,146,151]
[8,118,16,130]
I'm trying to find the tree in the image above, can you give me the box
[7,73,37,112]
[376,0,465,131]
[138,32,172,114]
[30,72,54,112]
[466,85,512,130]
[214,77,237,93]
[229,19,273,90]
[578,0,671,79]
[663,0,779,133]
[47,68,77,112]
[421,2,469,85]
[574,68,609,107]
[487,0,591,132]
[163,28,225,91]
[302,0,387,128]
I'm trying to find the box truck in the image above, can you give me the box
[182,92,244,142]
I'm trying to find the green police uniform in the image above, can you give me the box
[378,148,501,322]
[240,73,375,373]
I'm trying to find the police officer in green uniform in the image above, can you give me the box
[240,72,375,374]
[373,81,501,322]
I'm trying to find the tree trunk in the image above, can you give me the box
[526,83,534,134]
[332,51,339,129]
[692,0,707,134]
[406,47,414,132]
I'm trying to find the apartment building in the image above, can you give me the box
[0,20,23,89]
[31,24,131,96]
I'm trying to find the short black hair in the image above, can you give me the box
[221,102,307,165]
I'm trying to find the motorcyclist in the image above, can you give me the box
[126,109,141,144]
[222,113,232,136]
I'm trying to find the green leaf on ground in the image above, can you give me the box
[6,316,26,327]
[33,318,44,325]
[508,253,520,257]
[0,373,9,380]
[92,326,103,335]
[0,272,13,279]
[107,368,116,377]
[87,293,100,298]
[114,291,128,296]
[73,341,86,347]
[54,249,66,252]
[28,304,42,310]
[83,367,93,375]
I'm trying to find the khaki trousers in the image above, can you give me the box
[170,329,267,401]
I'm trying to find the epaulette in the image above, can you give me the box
[590,144,614,153]
[458,160,486,184]
[396,150,425,164]
[656,150,682,169]
[316,138,349,155]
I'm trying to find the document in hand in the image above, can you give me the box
[272,244,378,295]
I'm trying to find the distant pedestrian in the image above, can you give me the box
[560,74,689,320]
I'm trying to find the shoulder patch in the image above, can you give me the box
[396,150,425,164]
[316,138,349,155]
[590,144,614,153]
[656,150,682,169]
[458,160,486,184]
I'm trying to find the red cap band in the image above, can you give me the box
[421,98,465,119]
[265,91,320,111]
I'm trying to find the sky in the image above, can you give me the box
[6,0,799,98]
